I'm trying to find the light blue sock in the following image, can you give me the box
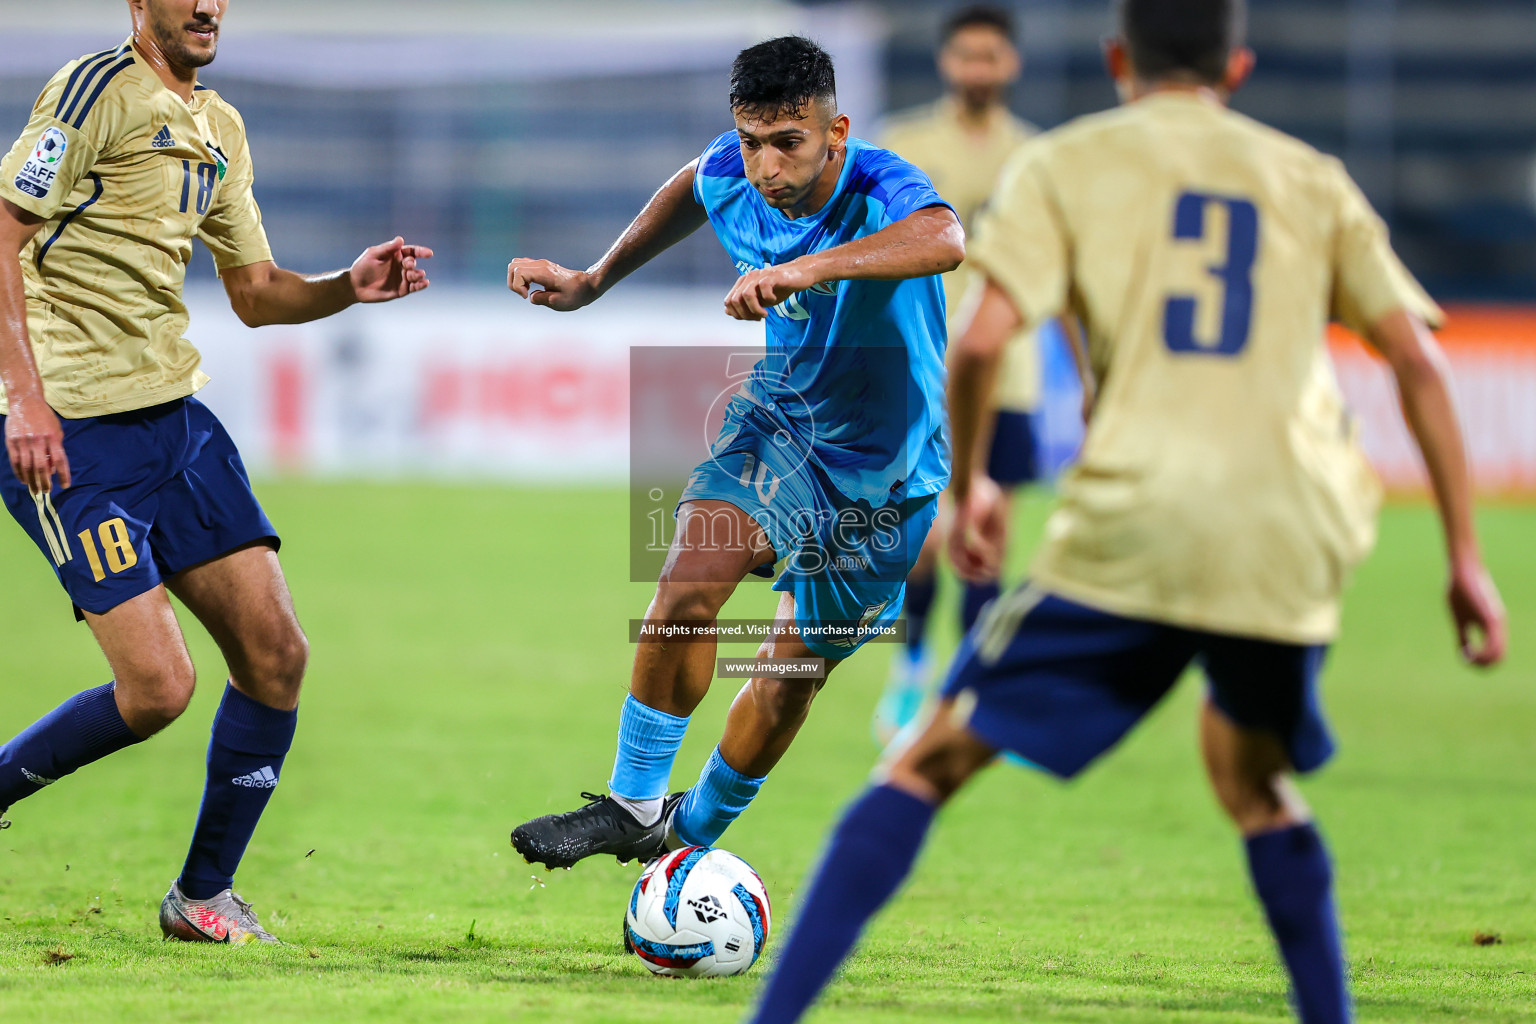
[608,695,690,800]
[674,745,765,847]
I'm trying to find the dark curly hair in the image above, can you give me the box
[729,36,837,122]
[1119,0,1245,84]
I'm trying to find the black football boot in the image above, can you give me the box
[512,791,683,869]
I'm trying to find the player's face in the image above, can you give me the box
[734,100,850,213]
[144,0,226,70]
[938,25,1021,110]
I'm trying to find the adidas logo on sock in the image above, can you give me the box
[232,766,278,789]
[21,768,56,787]
[151,125,175,149]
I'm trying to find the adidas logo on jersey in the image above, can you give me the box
[232,766,278,789]
[151,125,175,149]
[21,768,56,787]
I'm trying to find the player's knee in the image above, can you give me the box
[650,579,731,623]
[277,628,310,684]
[255,625,309,694]
[902,742,978,802]
[885,741,979,805]
[752,675,822,728]
[1210,766,1296,834]
[229,621,308,708]
[121,657,197,734]
[883,707,996,804]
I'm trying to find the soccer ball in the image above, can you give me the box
[623,846,770,978]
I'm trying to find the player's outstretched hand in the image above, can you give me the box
[350,237,433,303]
[1448,556,1507,667]
[724,262,815,321]
[4,395,71,495]
[948,474,1006,582]
[507,258,599,312]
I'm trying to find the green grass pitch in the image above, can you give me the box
[0,482,1532,1023]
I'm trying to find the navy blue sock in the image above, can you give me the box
[1246,823,1351,1024]
[177,684,298,900]
[748,785,936,1024]
[960,580,1001,634]
[0,682,141,812]
[904,575,937,655]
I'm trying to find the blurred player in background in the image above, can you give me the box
[747,1,1507,1022]
[874,3,1044,743]
[0,0,430,943]
[507,37,963,871]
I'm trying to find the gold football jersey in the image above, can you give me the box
[970,91,1442,643]
[0,39,271,418]
[880,98,1041,412]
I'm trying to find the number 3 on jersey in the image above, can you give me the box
[1163,191,1259,357]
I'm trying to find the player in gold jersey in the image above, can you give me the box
[873,4,1046,742]
[0,0,431,944]
[746,2,1507,1023]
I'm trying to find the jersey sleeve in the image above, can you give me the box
[1328,159,1443,333]
[0,56,130,220]
[197,104,273,272]
[692,131,744,210]
[966,144,1069,333]
[859,147,953,223]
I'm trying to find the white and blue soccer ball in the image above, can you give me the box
[624,845,770,978]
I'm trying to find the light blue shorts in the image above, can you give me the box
[679,398,938,659]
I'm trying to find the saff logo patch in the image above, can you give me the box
[32,128,66,164]
[15,127,67,199]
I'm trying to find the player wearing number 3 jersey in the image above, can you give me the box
[0,0,432,943]
[747,2,1507,1023]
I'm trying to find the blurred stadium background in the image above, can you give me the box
[2,4,1534,1020]
[5,0,1534,488]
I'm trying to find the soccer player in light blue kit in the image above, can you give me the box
[507,37,964,869]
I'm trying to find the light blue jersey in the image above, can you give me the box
[693,131,953,506]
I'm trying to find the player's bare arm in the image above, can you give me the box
[0,197,68,494]
[1365,307,1507,666]
[220,237,433,328]
[724,205,964,321]
[944,277,1021,581]
[508,162,707,311]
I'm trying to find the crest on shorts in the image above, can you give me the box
[14,127,67,199]
[857,599,893,638]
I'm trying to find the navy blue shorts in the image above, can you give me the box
[0,397,278,616]
[986,410,1039,486]
[939,589,1335,777]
